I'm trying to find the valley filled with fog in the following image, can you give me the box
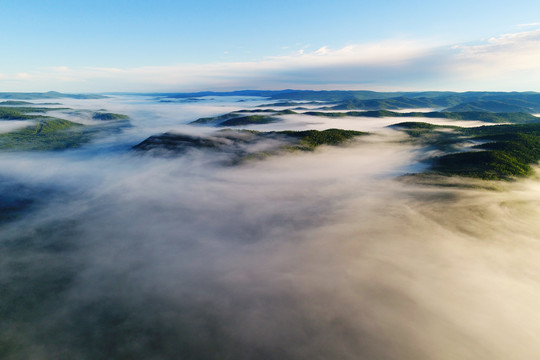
[2,95,540,359]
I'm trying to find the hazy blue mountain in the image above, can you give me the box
[0,91,106,100]
[444,100,540,112]
[303,110,540,123]
[152,90,540,112]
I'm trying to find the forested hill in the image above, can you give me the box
[154,90,540,113]
[0,91,106,100]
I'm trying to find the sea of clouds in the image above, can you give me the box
[1,96,539,359]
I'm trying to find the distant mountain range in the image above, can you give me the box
[0,91,106,100]
[4,90,540,113]
[147,90,540,113]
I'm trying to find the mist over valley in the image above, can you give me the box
[1,92,540,359]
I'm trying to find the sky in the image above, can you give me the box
[1,0,540,92]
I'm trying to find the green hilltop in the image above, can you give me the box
[134,128,367,161]
[190,110,296,127]
[392,122,540,180]
[0,119,88,151]
[0,106,71,120]
[0,101,35,106]
[0,105,131,151]
[92,112,130,121]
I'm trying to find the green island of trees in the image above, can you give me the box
[0,105,131,151]
[0,106,74,120]
[92,112,130,121]
[134,128,367,161]
[0,101,34,106]
[276,129,366,151]
[392,122,540,180]
[190,110,296,126]
[0,119,89,151]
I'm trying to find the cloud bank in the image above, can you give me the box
[2,97,540,359]
[3,28,540,92]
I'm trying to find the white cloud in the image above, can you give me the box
[451,29,540,82]
[3,29,540,92]
[314,46,329,55]
[516,22,540,28]
[1,41,432,91]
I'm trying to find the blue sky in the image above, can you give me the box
[1,0,540,92]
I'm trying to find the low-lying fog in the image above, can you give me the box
[0,120,36,133]
[1,96,540,359]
